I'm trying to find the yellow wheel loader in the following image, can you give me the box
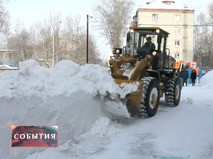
[109,27,181,117]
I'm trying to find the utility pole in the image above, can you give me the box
[86,14,89,64]
[52,21,62,67]
[52,34,55,67]
[86,14,92,64]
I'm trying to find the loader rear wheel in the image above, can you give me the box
[138,77,160,117]
[165,77,181,106]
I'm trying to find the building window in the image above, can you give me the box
[175,27,181,34]
[8,54,12,59]
[152,14,158,21]
[175,53,179,59]
[4,53,8,59]
[175,40,180,46]
[174,14,180,21]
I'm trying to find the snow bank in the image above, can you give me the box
[0,60,134,158]
[180,70,213,104]
[0,60,123,98]
[25,117,122,159]
[200,70,213,89]
[0,60,139,98]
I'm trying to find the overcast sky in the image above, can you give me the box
[7,0,213,28]
[6,0,213,58]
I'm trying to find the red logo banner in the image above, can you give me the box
[11,125,59,148]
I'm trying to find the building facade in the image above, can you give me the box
[0,49,19,67]
[136,0,194,62]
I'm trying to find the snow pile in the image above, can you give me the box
[200,70,213,89]
[182,69,213,104]
[0,60,118,98]
[26,117,122,159]
[0,60,139,99]
[181,69,213,106]
[0,60,135,158]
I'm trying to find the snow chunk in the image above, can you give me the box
[119,82,139,96]
[19,59,43,76]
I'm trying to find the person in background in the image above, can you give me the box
[190,69,197,86]
[179,66,188,86]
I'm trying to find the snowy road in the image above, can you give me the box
[62,86,213,159]
[27,85,213,159]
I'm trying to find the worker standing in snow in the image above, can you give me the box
[179,66,188,86]
[190,69,197,86]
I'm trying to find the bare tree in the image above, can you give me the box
[34,20,52,64]
[62,15,84,61]
[207,3,213,67]
[31,13,63,67]
[4,11,100,66]
[62,15,100,64]
[194,13,208,64]
[7,23,33,61]
[0,0,10,44]
[94,0,134,48]
[194,3,213,67]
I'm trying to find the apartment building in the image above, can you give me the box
[136,0,194,62]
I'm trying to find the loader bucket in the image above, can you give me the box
[95,91,131,118]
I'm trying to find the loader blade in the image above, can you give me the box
[95,91,130,119]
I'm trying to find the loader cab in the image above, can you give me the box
[126,27,169,57]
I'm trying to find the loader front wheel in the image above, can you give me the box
[138,77,160,117]
[165,77,181,106]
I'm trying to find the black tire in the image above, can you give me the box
[165,77,181,106]
[138,77,160,117]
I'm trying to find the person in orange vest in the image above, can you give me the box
[195,65,199,74]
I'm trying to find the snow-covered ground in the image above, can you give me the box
[0,60,213,159]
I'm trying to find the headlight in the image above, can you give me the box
[113,48,122,54]
[152,51,157,56]
[115,49,120,54]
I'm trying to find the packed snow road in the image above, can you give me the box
[0,60,213,159]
